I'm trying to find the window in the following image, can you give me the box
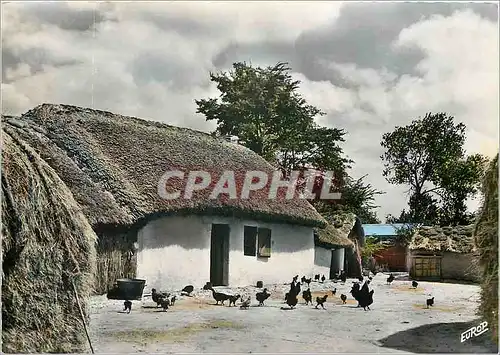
[243,226,257,256]
[257,228,272,257]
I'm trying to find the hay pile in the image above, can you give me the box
[2,124,97,352]
[473,154,498,343]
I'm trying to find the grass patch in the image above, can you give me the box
[412,304,464,312]
[393,284,426,294]
[109,320,244,345]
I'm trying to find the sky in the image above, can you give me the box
[2,1,499,221]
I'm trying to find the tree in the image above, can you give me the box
[380,112,487,226]
[196,61,383,220]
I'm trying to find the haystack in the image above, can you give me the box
[473,154,498,343]
[2,120,97,353]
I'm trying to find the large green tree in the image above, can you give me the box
[380,112,487,226]
[196,61,383,222]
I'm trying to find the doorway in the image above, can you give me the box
[210,224,230,286]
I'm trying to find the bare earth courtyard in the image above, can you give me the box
[89,273,498,353]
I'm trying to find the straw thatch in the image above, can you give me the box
[2,120,97,353]
[473,154,498,343]
[10,103,326,228]
[408,225,475,254]
[314,213,356,248]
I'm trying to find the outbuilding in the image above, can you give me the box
[408,225,479,282]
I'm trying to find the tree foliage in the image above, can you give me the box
[196,61,383,222]
[380,112,488,226]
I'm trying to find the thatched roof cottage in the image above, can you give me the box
[4,103,329,293]
[313,213,363,278]
[408,225,479,282]
[2,116,97,353]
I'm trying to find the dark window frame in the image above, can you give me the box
[257,227,272,258]
[243,226,258,256]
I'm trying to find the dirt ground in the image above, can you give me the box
[88,273,498,353]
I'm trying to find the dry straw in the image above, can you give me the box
[473,153,498,344]
[2,126,97,353]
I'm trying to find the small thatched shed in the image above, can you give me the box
[2,117,97,353]
[313,213,355,278]
[313,213,364,278]
[408,225,479,282]
[473,153,498,343]
[5,103,327,292]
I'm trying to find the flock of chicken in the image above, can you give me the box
[122,271,435,313]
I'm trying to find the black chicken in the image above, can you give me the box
[331,288,337,296]
[159,298,170,311]
[229,294,241,306]
[340,271,347,284]
[412,280,418,288]
[350,282,362,307]
[359,290,374,311]
[314,274,320,281]
[301,276,306,283]
[285,288,299,309]
[340,294,347,304]
[302,288,312,305]
[256,288,271,306]
[304,277,312,286]
[152,288,170,307]
[321,275,326,283]
[209,287,231,305]
[315,294,328,309]
[181,285,194,296]
[123,300,132,313]
[386,273,395,285]
[170,295,177,306]
[358,275,364,282]
[426,297,434,308]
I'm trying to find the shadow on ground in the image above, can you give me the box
[379,320,498,353]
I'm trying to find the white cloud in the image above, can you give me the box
[1,2,497,220]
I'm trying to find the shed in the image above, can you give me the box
[5,103,327,293]
[313,213,356,279]
[408,225,479,282]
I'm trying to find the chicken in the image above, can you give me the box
[285,278,300,309]
[314,274,320,281]
[302,288,312,305]
[181,285,194,296]
[304,277,312,286]
[209,287,231,305]
[358,276,364,282]
[301,276,306,283]
[315,294,328,309]
[229,294,241,307]
[159,298,170,311]
[240,296,251,310]
[350,282,362,307]
[340,271,347,284]
[412,280,418,288]
[123,300,132,313]
[170,295,177,306]
[340,294,347,304]
[331,288,337,296]
[256,288,271,306]
[152,288,170,307]
[426,297,434,308]
[358,290,374,311]
[386,273,395,285]
[203,282,212,290]
[321,275,326,283]
[293,275,299,283]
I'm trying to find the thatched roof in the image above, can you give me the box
[314,213,356,248]
[3,104,326,229]
[408,225,476,254]
[2,122,97,352]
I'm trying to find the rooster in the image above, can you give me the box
[315,294,328,309]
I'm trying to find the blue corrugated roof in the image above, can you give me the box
[362,223,414,237]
